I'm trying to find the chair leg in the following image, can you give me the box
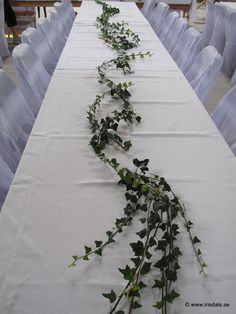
[37,7,40,18]
[43,7,47,17]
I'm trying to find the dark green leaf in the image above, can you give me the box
[102,289,117,303]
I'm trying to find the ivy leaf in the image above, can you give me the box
[140,262,152,275]
[165,269,177,282]
[138,281,147,289]
[136,228,147,239]
[95,248,103,256]
[193,236,201,244]
[118,265,134,281]
[153,279,165,289]
[131,257,141,267]
[165,290,180,303]
[95,240,103,248]
[102,289,117,303]
[153,300,166,309]
[133,301,142,309]
[130,241,144,256]
[84,246,92,254]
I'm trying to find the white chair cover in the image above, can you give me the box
[0,0,10,58]
[159,11,179,43]
[0,155,13,209]
[209,3,229,55]
[172,27,201,72]
[222,11,236,78]
[143,0,157,20]
[162,17,187,53]
[62,0,76,23]
[21,27,56,75]
[36,18,63,59]
[212,84,236,155]
[12,43,51,117]
[199,0,215,49]
[231,142,236,156]
[54,2,72,37]
[49,7,67,45]
[185,46,223,104]
[149,2,169,36]
[231,68,236,86]
[0,69,34,170]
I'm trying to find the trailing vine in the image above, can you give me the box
[70,1,207,313]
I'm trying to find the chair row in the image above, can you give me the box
[200,0,236,84]
[0,0,76,208]
[142,1,222,104]
[142,1,236,156]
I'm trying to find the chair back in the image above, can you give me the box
[49,7,67,45]
[162,17,187,53]
[159,11,179,42]
[172,27,201,71]
[21,27,56,75]
[231,68,236,86]
[36,18,63,58]
[199,0,215,49]
[212,84,236,154]
[12,43,51,116]
[0,155,13,209]
[222,11,236,77]
[209,3,229,55]
[185,46,223,103]
[149,2,169,35]
[0,69,34,169]
[143,0,157,20]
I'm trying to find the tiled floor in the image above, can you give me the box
[2,4,232,115]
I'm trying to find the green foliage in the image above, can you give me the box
[70,1,207,313]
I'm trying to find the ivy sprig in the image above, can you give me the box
[70,1,207,313]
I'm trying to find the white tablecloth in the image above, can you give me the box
[0,2,236,313]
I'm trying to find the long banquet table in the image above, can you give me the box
[1,2,236,313]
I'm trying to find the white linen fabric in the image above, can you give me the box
[209,3,229,55]
[36,18,62,60]
[199,0,215,49]
[62,0,76,24]
[159,10,179,42]
[0,155,13,209]
[162,17,187,53]
[0,2,236,314]
[21,27,56,75]
[185,46,223,103]
[212,84,236,155]
[54,2,72,37]
[12,43,51,117]
[0,69,34,171]
[149,2,169,35]
[171,27,201,70]
[222,11,236,77]
[0,0,9,58]
[231,68,236,86]
[142,0,157,20]
[49,7,67,45]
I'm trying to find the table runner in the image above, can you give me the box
[0,2,236,313]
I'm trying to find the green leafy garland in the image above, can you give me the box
[70,1,207,313]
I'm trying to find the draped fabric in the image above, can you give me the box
[0,3,236,314]
[185,46,223,103]
[12,43,51,117]
[0,0,10,58]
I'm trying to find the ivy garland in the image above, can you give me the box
[70,1,207,313]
